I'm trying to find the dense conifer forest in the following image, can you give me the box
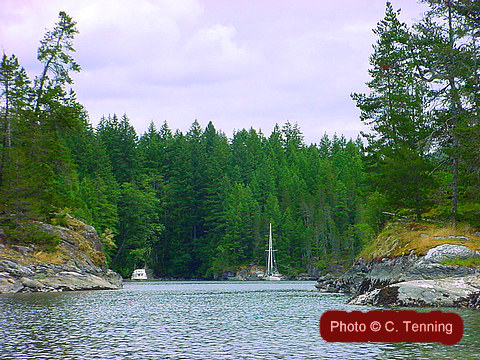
[1,2,479,278]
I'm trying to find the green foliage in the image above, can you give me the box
[0,10,370,279]
[353,1,480,228]
[106,180,162,277]
[92,115,368,278]
[2,220,60,253]
[96,114,139,183]
[0,11,83,221]
[351,3,436,222]
[441,257,480,268]
[50,209,72,228]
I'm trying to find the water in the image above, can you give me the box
[0,281,479,359]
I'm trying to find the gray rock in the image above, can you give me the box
[11,245,33,256]
[20,277,44,289]
[10,279,24,293]
[424,244,480,263]
[59,271,83,277]
[321,233,480,308]
[433,235,471,241]
[348,288,382,305]
[80,225,103,252]
[0,259,35,277]
[0,217,123,294]
[105,269,124,288]
[315,274,342,292]
[316,253,479,295]
[349,274,480,308]
[0,277,15,293]
[36,271,120,291]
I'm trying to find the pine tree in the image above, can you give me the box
[412,0,480,223]
[351,2,435,220]
[0,54,31,186]
[1,12,83,219]
[96,114,139,184]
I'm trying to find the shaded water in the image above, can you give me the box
[1,281,479,359]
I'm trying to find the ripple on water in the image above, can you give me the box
[1,281,479,359]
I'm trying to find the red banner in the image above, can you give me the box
[320,310,463,345]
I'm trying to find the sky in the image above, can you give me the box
[0,0,429,144]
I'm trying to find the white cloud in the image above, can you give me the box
[0,0,427,143]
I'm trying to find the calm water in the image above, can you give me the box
[1,281,480,359]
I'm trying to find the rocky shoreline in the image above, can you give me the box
[146,269,320,281]
[0,217,122,293]
[316,243,480,308]
[215,265,320,281]
[349,274,480,308]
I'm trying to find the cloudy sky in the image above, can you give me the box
[0,0,428,144]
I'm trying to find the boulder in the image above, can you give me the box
[21,277,44,289]
[0,277,15,293]
[315,274,342,292]
[424,244,479,263]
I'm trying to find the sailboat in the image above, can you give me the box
[265,223,283,281]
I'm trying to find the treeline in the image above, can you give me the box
[66,115,366,277]
[1,2,479,278]
[0,12,366,277]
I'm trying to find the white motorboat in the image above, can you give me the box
[131,268,148,280]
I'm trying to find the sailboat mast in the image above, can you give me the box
[265,223,281,280]
[268,223,273,274]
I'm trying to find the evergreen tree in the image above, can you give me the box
[351,2,435,220]
[97,114,139,184]
[0,12,83,219]
[0,54,31,186]
[413,0,479,223]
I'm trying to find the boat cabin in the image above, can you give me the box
[131,268,147,280]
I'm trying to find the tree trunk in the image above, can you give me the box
[447,0,460,226]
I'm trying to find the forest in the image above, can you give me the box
[0,1,478,278]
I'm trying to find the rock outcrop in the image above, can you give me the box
[349,274,480,308]
[316,242,480,308]
[215,265,265,280]
[233,265,266,280]
[0,216,122,293]
[424,243,479,262]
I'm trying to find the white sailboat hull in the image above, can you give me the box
[265,274,282,281]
